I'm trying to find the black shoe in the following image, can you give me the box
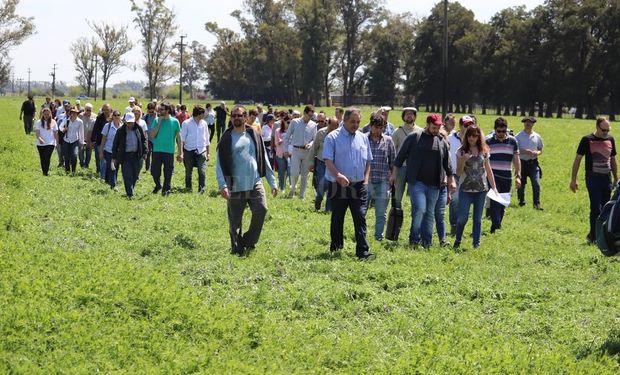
[330,244,342,252]
[152,186,161,194]
[357,251,376,260]
[586,233,594,245]
[453,241,461,249]
[518,202,526,207]
[534,204,543,211]
[162,190,171,196]
[439,240,449,248]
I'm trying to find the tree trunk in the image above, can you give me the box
[575,106,584,119]
[102,80,107,100]
[520,104,526,117]
[482,100,487,115]
[512,105,518,117]
[529,102,535,116]
[545,101,553,118]
[495,105,501,116]
[556,103,563,118]
[538,102,544,118]
[503,104,510,116]
[468,104,473,114]
[610,91,616,122]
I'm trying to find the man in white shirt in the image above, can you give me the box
[80,103,96,169]
[180,105,210,193]
[284,105,317,199]
[125,97,136,114]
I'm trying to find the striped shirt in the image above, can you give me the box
[367,133,396,183]
[486,134,519,179]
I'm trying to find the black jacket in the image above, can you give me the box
[393,130,453,187]
[217,125,266,189]
[91,113,109,145]
[112,124,147,164]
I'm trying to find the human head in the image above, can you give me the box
[132,105,143,119]
[147,102,156,114]
[112,110,122,123]
[443,113,456,132]
[69,106,79,119]
[462,125,488,153]
[494,117,509,140]
[40,107,52,129]
[128,97,135,104]
[124,112,135,126]
[335,107,344,121]
[379,106,391,122]
[522,116,537,128]
[192,105,205,119]
[206,103,212,109]
[248,108,258,124]
[102,103,112,116]
[595,117,611,138]
[316,112,326,128]
[459,115,475,133]
[280,113,291,131]
[231,105,247,128]
[369,112,386,137]
[343,107,361,133]
[84,103,93,117]
[425,113,443,135]
[401,107,417,124]
[292,110,301,119]
[303,105,315,121]
[158,102,173,118]
[257,104,263,112]
[327,117,339,131]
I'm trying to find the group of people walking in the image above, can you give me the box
[26,95,614,258]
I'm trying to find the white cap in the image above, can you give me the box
[84,103,93,110]
[124,112,136,123]
[75,99,81,104]
[379,106,392,112]
[128,97,135,103]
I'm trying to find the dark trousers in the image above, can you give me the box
[145,140,153,171]
[151,152,174,192]
[490,173,512,231]
[227,183,268,253]
[518,159,541,205]
[23,115,34,134]
[216,119,226,142]
[37,145,55,175]
[104,151,118,188]
[121,153,142,197]
[328,181,369,256]
[62,141,79,173]
[79,144,92,168]
[94,143,102,174]
[586,173,612,238]
[183,149,207,191]
[208,124,215,143]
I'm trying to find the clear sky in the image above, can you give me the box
[11,0,544,86]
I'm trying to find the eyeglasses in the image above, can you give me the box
[599,127,610,133]
[495,130,507,134]
[317,120,325,123]
[467,134,479,138]
[372,124,385,128]
[231,114,244,118]
[113,113,121,117]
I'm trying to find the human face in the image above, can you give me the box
[112,112,122,123]
[467,132,479,146]
[370,122,384,137]
[133,109,142,119]
[597,120,611,137]
[158,107,170,118]
[344,112,361,133]
[427,122,441,135]
[316,114,326,127]
[444,117,455,132]
[231,110,246,128]
[103,105,111,115]
[403,111,416,124]
[495,127,508,140]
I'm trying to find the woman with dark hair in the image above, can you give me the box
[454,125,498,249]
[100,110,123,189]
[205,103,216,143]
[274,113,291,192]
[35,108,58,175]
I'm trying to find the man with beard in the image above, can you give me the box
[391,113,455,249]
[216,105,278,256]
[391,107,422,209]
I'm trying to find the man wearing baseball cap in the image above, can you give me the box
[515,116,544,209]
[391,113,456,248]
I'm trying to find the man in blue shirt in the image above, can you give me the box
[323,107,375,260]
[216,105,278,256]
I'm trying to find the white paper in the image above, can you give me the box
[487,189,511,207]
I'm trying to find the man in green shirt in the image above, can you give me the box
[150,102,183,195]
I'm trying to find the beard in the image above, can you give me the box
[233,118,244,127]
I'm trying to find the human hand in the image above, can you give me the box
[176,154,183,162]
[336,173,349,187]
[272,188,278,197]
[220,187,230,200]
[570,180,578,193]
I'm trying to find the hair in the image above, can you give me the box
[328,117,339,128]
[596,116,608,127]
[370,113,386,127]
[280,113,291,132]
[494,117,508,129]
[180,104,187,111]
[232,105,247,116]
[461,125,489,153]
[444,113,455,123]
[192,105,205,117]
[257,104,263,110]
[303,105,315,114]
[343,107,361,122]
[40,108,52,130]
[335,107,344,114]
[147,102,156,110]
[206,103,212,109]
[160,102,173,112]
[248,108,258,117]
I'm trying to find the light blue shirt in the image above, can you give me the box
[216,131,277,192]
[102,123,119,153]
[323,127,373,183]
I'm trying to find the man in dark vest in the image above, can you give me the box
[216,105,278,255]
[19,94,36,135]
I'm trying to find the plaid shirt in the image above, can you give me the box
[367,133,396,183]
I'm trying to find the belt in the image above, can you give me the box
[293,145,307,149]
[521,158,538,164]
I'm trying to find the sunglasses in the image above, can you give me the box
[231,114,244,118]
[496,130,507,134]
[467,134,479,138]
[113,113,121,117]
[599,127,610,133]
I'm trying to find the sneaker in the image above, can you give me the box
[162,190,171,196]
[198,187,205,194]
[439,240,449,248]
[357,251,376,260]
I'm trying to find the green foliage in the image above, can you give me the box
[1,97,619,372]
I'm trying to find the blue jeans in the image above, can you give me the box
[103,151,118,188]
[97,145,106,180]
[314,159,331,211]
[275,156,288,192]
[79,143,92,168]
[394,167,408,209]
[518,159,541,205]
[585,172,612,239]
[435,185,448,243]
[490,173,512,231]
[121,153,142,197]
[368,180,389,240]
[409,181,440,246]
[449,176,460,229]
[455,191,487,247]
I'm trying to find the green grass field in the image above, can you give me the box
[1,96,619,373]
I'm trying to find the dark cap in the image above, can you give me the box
[265,114,275,122]
[426,113,442,126]
[522,116,537,123]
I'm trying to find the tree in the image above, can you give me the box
[71,37,98,97]
[0,0,35,86]
[178,40,208,100]
[88,21,132,100]
[130,0,178,100]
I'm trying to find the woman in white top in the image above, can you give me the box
[59,106,84,174]
[35,107,58,175]
[99,110,123,188]
[205,103,216,143]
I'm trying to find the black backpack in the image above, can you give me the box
[595,188,620,256]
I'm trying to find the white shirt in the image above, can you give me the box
[125,105,134,114]
[137,119,148,137]
[285,117,317,150]
[35,119,58,146]
[262,124,273,143]
[448,131,463,172]
[81,114,96,134]
[61,118,85,144]
[180,117,210,153]
[102,122,120,153]
[205,109,215,125]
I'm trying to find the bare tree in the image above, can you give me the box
[0,0,35,85]
[71,37,98,96]
[88,21,133,100]
[130,0,178,100]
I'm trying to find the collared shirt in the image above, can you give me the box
[448,131,462,172]
[486,134,519,177]
[61,118,85,144]
[311,127,330,161]
[515,130,543,161]
[205,109,216,125]
[285,117,317,150]
[35,120,58,146]
[81,114,96,134]
[367,133,396,183]
[101,122,120,153]
[125,126,138,152]
[215,130,276,192]
[180,117,210,153]
[323,127,373,183]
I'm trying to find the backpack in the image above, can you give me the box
[595,188,620,256]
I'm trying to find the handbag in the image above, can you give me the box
[385,186,404,241]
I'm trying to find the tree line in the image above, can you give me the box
[206,0,620,120]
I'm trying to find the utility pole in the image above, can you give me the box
[442,0,448,118]
[27,68,31,96]
[17,78,23,95]
[176,34,187,104]
[94,57,98,101]
[50,64,57,98]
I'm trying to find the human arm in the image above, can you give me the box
[611,156,618,186]
[263,146,278,197]
[364,160,370,185]
[150,118,161,138]
[513,153,522,189]
[570,154,583,192]
[456,149,469,177]
[215,156,230,200]
[325,159,349,187]
[484,155,498,193]
[176,132,184,162]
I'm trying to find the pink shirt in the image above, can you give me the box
[275,128,287,158]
